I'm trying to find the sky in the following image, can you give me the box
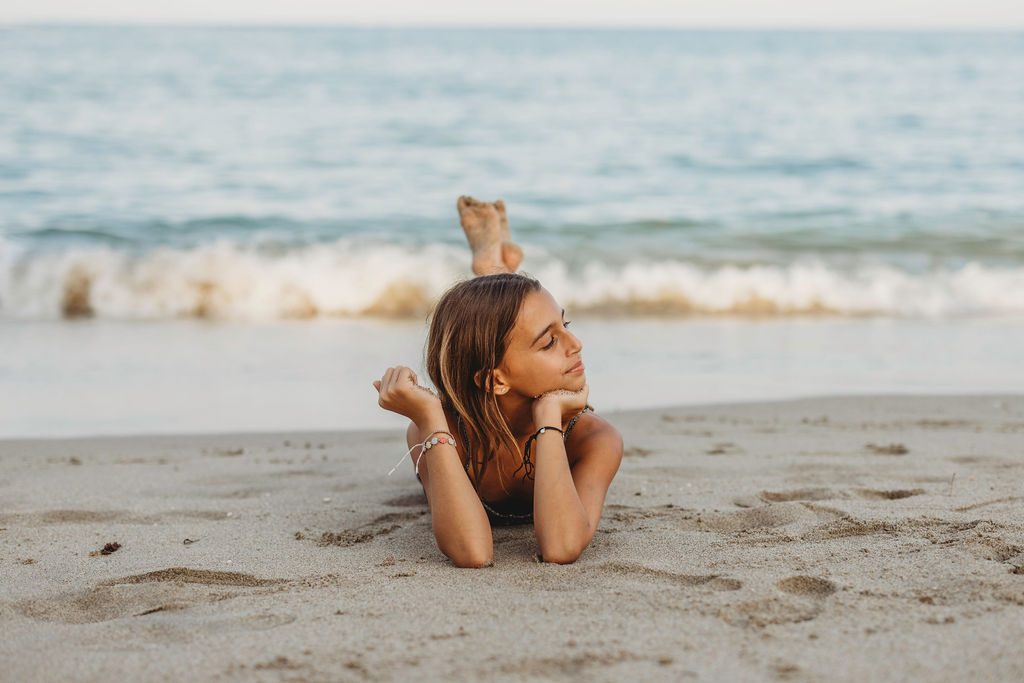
[3,0,1024,29]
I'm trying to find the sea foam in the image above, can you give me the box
[1,238,1022,320]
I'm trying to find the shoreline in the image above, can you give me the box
[2,394,1023,681]
[6,315,1024,440]
[0,391,1019,443]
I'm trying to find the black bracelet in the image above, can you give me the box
[534,426,564,439]
[514,426,565,480]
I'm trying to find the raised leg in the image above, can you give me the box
[494,199,523,272]
[458,195,508,275]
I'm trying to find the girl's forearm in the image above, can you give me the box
[414,411,493,567]
[532,430,591,563]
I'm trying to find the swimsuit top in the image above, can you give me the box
[457,405,593,526]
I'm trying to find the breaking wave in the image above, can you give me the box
[1,237,1023,320]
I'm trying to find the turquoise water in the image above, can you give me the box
[2,27,1023,318]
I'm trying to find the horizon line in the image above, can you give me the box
[4,21,1024,32]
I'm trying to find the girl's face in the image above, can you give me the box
[495,288,585,399]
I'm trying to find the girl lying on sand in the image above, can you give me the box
[373,197,623,567]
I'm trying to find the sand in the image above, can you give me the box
[1,395,1023,682]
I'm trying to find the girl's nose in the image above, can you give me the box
[567,329,583,354]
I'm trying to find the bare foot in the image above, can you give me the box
[494,199,523,272]
[457,196,506,275]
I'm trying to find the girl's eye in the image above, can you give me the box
[541,321,570,351]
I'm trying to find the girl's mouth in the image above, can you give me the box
[566,360,585,374]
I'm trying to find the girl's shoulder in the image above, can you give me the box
[565,410,623,465]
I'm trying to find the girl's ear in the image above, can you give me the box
[474,368,510,395]
[490,368,511,395]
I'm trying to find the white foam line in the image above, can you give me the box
[1,238,1023,320]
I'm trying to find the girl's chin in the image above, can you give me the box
[562,374,587,390]
[530,374,587,397]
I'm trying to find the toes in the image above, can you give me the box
[458,195,483,211]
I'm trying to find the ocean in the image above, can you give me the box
[2,27,1023,437]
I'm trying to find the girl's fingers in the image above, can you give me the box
[380,368,396,395]
[389,366,406,391]
[377,365,425,399]
[396,366,418,391]
[387,366,403,393]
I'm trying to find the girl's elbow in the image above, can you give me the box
[439,539,493,568]
[538,524,592,564]
[448,548,494,568]
[538,542,586,565]
[540,552,579,565]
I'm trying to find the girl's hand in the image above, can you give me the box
[532,384,589,426]
[373,366,442,423]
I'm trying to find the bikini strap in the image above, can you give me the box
[459,404,592,479]
[563,404,593,439]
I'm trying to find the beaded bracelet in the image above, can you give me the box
[387,430,457,477]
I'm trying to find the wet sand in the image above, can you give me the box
[2,395,1023,681]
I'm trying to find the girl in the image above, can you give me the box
[373,197,623,567]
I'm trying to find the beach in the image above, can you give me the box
[3,24,1024,681]
[3,394,1023,682]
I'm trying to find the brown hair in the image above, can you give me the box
[425,273,541,491]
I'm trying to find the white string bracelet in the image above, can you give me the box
[386,442,422,477]
[386,431,457,477]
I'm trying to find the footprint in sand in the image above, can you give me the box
[300,511,427,548]
[602,503,695,528]
[703,505,808,533]
[106,568,282,587]
[707,502,861,546]
[759,488,835,503]
[717,599,822,628]
[382,492,428,508]
[776,575,837,598]
[801,518,898,541]
[17,568,284,625]
[853,488,925,500]
[703,501,846,534]
[596,562,742,591]
[926,524,1024,563]
[607,501,856,542]
[961,537,1023,563]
